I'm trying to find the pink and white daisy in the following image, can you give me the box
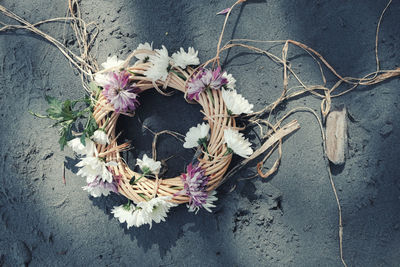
[82,177,118,197]
[179,163,214,213]
[187,67,228,101]
[102,70,140,113]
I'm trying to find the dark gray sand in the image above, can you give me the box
[1,0,399,266]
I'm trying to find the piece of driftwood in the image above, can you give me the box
[326,105,348,165]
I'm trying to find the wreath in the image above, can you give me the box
[65,43,298,228]
[19,1,300,229]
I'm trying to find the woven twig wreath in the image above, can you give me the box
[93,49,236,205]
[63,42,302,229]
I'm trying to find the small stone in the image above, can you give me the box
[256,215,264,226]
[379,123,393,137]
[303,224,312,232]
[265,213,274,223]
[11,241,32,265]
[42,151,53,160]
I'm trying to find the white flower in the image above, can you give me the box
[183,123,210,149]
[67,138,96,156]
[101,55,124,70]
[94,56,124,86]
[111,204,137,228]
[223,128,253,158]
[136,196,177,228]
[222,72,236,89]
[92,129,109,145]
[144,45,170,82]
[222,89,254,115]
[171,47,200,69]
[94,73,109,87]
[76,156,117,183]
[136,154,162,175]
[112,197,177,229]
[128,208,151,228]
[83,184,110,198]
[135,42,153,61]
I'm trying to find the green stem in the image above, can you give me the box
[206,87,215,106]
[170,69,187,81]
[202,141,208,153]
[224,147,233,156]
[123,200,132,210]
[129,170,150,185]
[100,117,110,130]
[137,193,150,201]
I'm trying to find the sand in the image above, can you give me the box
[0,0,399,266]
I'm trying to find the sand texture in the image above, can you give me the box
[0,0,399,266]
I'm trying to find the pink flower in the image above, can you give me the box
[83,176,118,197]
[178,163,210,213]
[186,67,228,101]
[102,71,140,113]
[217,7,231,15]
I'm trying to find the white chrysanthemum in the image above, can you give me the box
[111,204,137,228]
[136,196,177,228]
[183,123,210,149]
[83,185,108,198]
[136,154,162,175]
[67,138,96,156]
[127,208,151,228]
[223,128,253,158]
[171,47,200,69]
[94,73,109,87]
[135,42,153,61]
[82,184,110,198]
[222,72,236,89]
[144,45,170,82]
[76,157,117,183]
[92,129,109,145]
[101,55,124,70]
[222,89,254,115]
[112,197,176,229]
[94,56,124,87]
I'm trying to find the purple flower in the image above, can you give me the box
[216,7,231,15]
[179,163,210,212]
[102,70,140,113]
[186,67,228,101]
[82,176,119,198]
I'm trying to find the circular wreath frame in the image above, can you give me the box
[92,54,236,204]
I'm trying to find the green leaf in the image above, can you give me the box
[28,110,48,118]
[80,133,86,146]
[58,123,73,151]
[59,134,67,151]
[45,96,79,122]
[45,95,63,120]
[84,115,98,138]
[88,81,101,94]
